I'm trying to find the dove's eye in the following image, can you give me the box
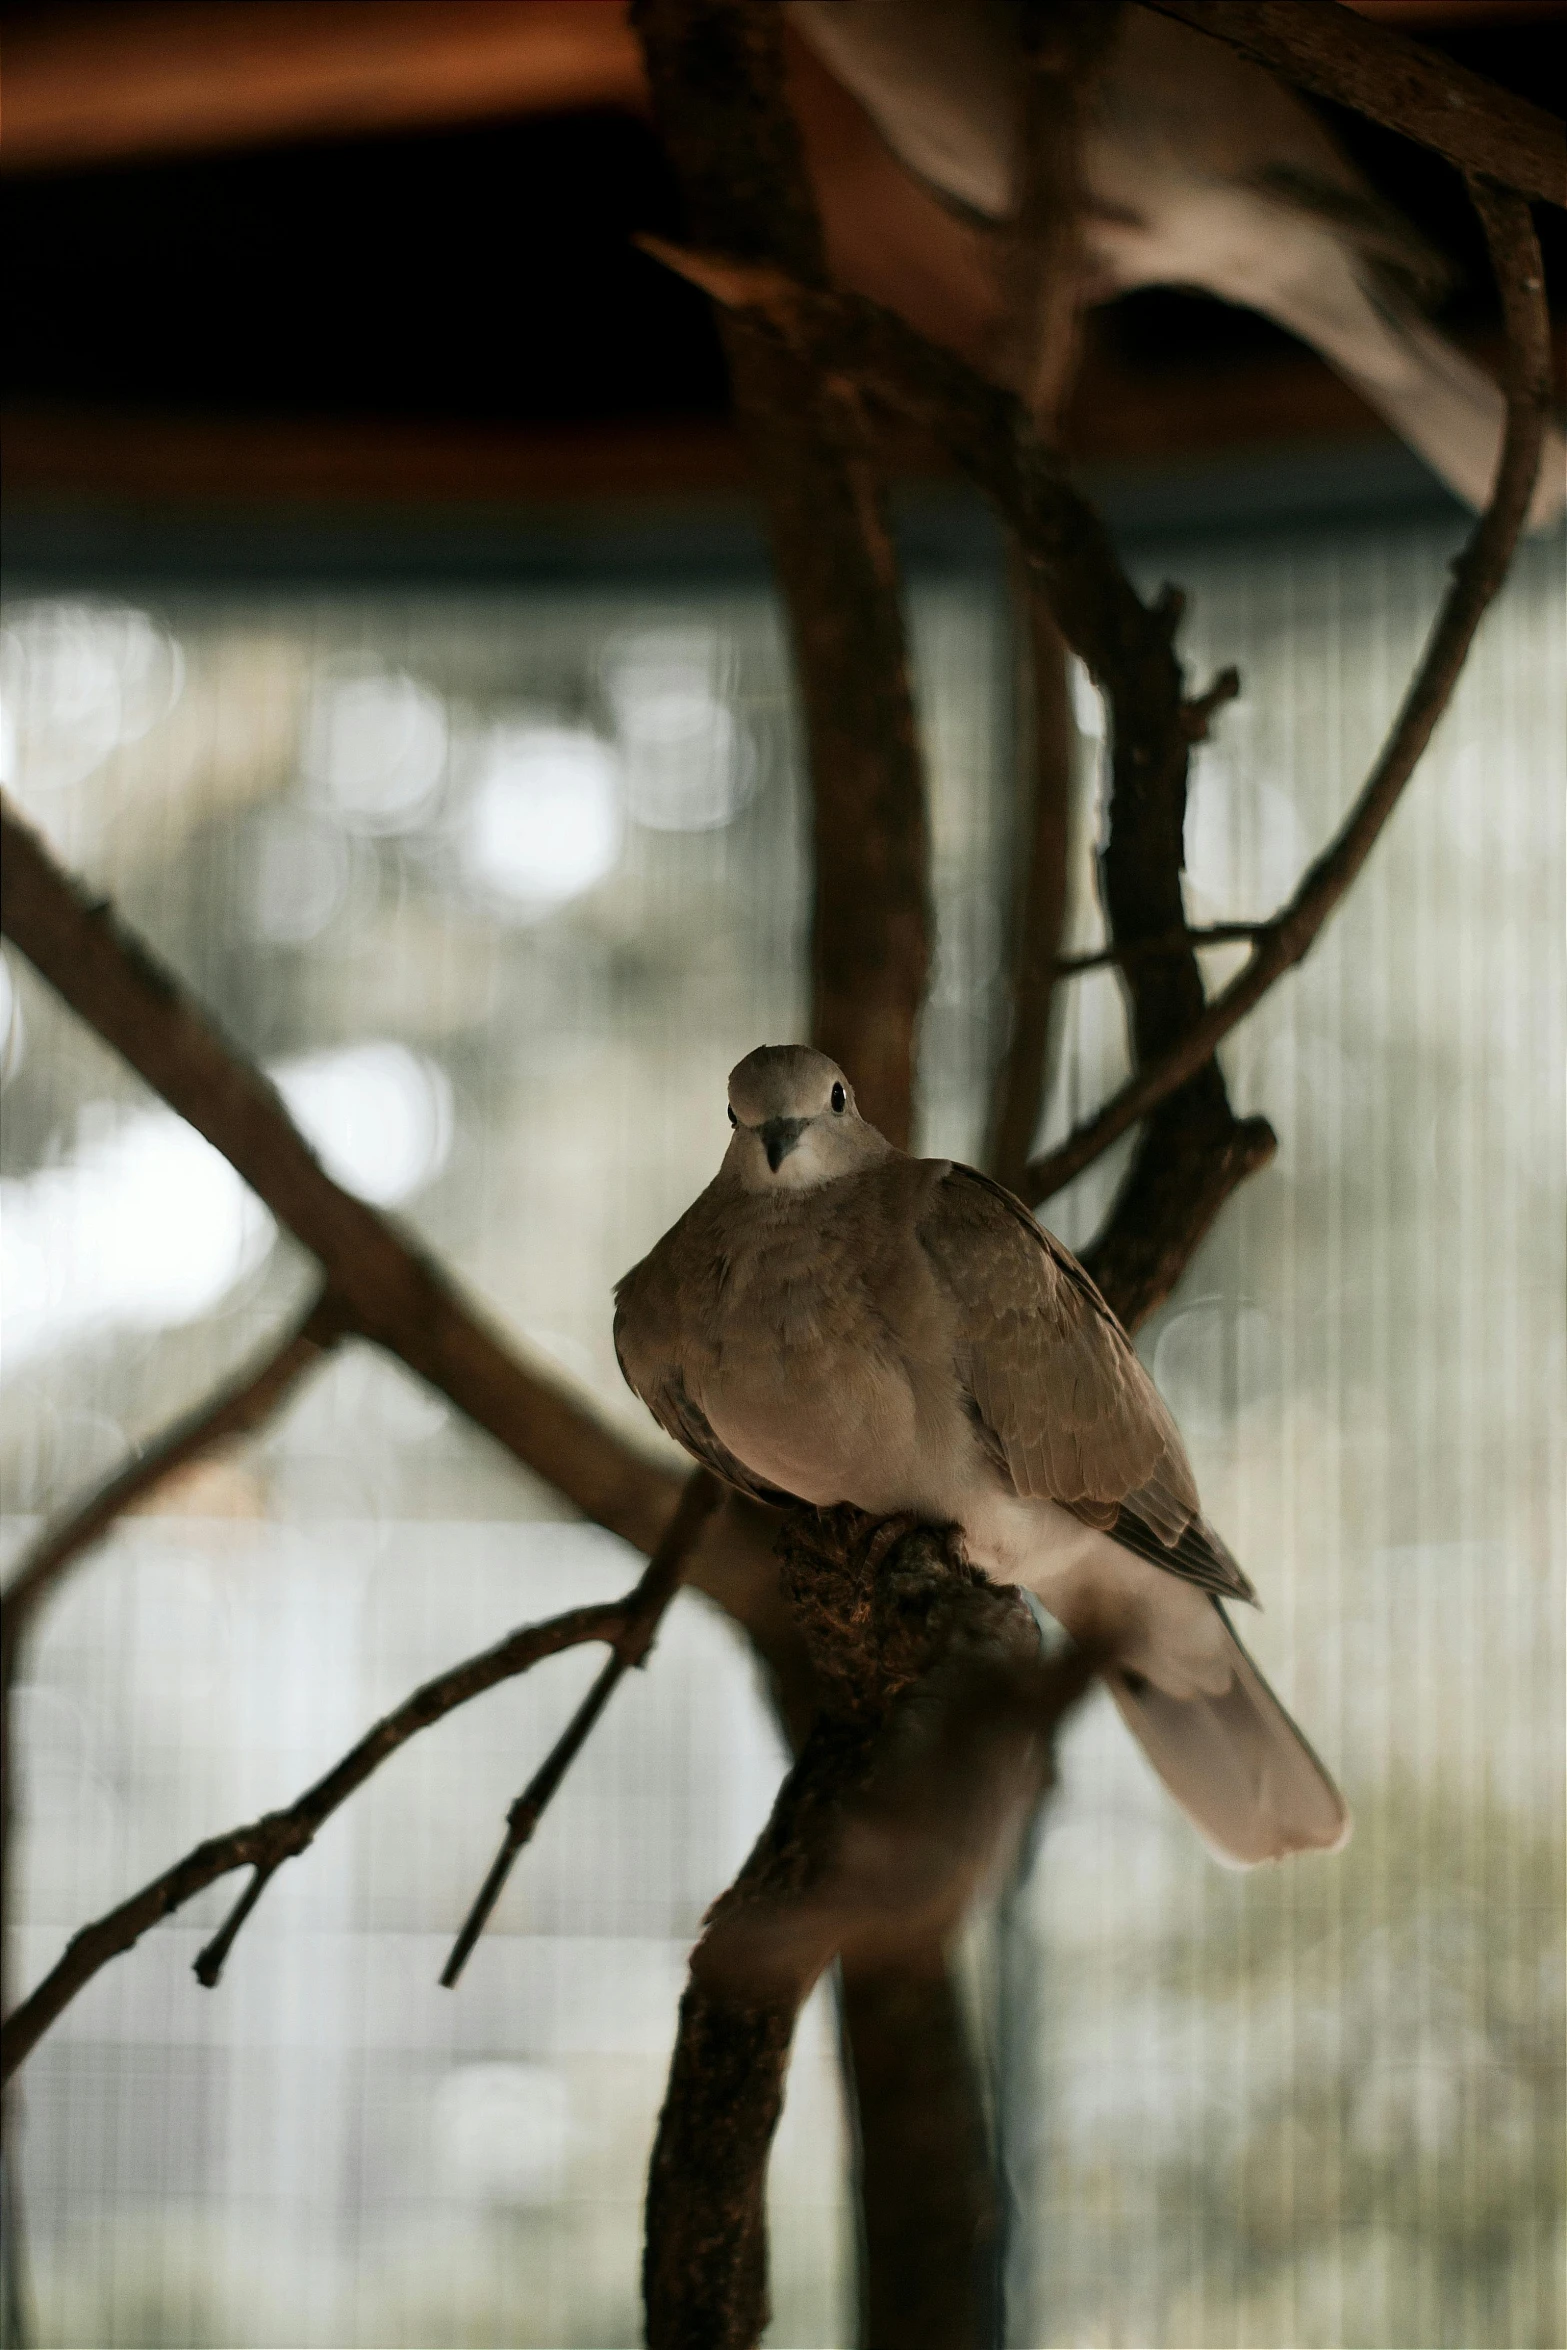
[831,1082,847,1113]
[727,1105,738,1127]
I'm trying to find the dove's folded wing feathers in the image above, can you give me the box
[919,1165,1253,1604]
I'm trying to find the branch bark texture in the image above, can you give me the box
[643,187,1548,1324]
[634,0,931,1148]
[1025,178,1552,1210]
[644,1507,1094,2350]
[1143,0,1566,210]
[642,235,1275,1325]
[1,1597,622,2082]
[987,585,1076,1197]
[0,798,681,1557]
[631,14,1003,2341]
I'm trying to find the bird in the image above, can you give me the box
[788,0,1565,529]
[614,1044,1350,1867]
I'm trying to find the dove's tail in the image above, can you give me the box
[1106,1600,1350,1867]
[1262,264,1565,533]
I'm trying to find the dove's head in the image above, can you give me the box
[724,1045,889,1190]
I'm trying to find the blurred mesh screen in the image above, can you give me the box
[1,507,1561,2349]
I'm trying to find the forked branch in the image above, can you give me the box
[440,1469,720,1984]
[640,173,1551,1233]
[1,1471,718,2082]
[1025,178,1551,1201]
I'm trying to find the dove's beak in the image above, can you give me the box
[759,1116,807,1171]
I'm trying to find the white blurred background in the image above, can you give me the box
[1,497,1561,2347]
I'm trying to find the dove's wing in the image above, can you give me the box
[918,1164,1253,1603]
[638,1362,797,1512]
[613,1229,799,1510]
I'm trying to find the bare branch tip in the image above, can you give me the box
[1183,665,1243,740]
[192,1863,275,1989]
[633,232,797,326]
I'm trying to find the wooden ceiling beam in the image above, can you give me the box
[3,1,1560,183]
[0,2,645,176]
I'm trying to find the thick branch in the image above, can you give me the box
[1025,179,1551,1204]
[1142,0,1565,210]
[642,236,1275,1314]
[643,1509,1096,2350]
[1003,3,1120,430]
[0,799,682,1557]
[635,0,931,1147]
[985,7,1116,1187]
[633,19,986,2343]
[1,1594,628,2082]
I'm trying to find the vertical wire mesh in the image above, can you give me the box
[1009,516,1565,2350]
[3,504,1561,2347]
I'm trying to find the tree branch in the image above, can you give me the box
[632,15,1003,2341]
[1024,177,1551,1204]
[1142,0,1566,210]
[1,1594,631,2083]
[0,796,683,1557]
[644,169,1548,1267]
[1002,2,1121,431]
[1,1288,347,1674]
[637,238,1276,1318]
[643,1507,1097,2350]
[987,585,1077,1194]
[639,0,930,1146]
[1054,920,1266,976]
[440,1468,720,1986]
[0,1287,350,2030]
[982,10,1116,1192]
[635,0,931,1149]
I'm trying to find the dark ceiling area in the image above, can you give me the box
[5,108,726,425]
[2,12,1563,435]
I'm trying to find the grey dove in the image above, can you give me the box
[789,0,1566,530]
[615,1045,1349,1866]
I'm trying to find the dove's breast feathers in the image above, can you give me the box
[615,1156,953,1512]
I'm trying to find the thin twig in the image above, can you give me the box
[1,1288,347,1674]
[639,233,1277,1322]
[643,181,1550,1221]
[1141,0,1566,212]
[1054,921,1267,977]
[1,1594,632,2082]
[1023,178,1551,1203]
[0,1286,349,2029]
[440,1468,720,1986]
[987,586,1076,1192]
